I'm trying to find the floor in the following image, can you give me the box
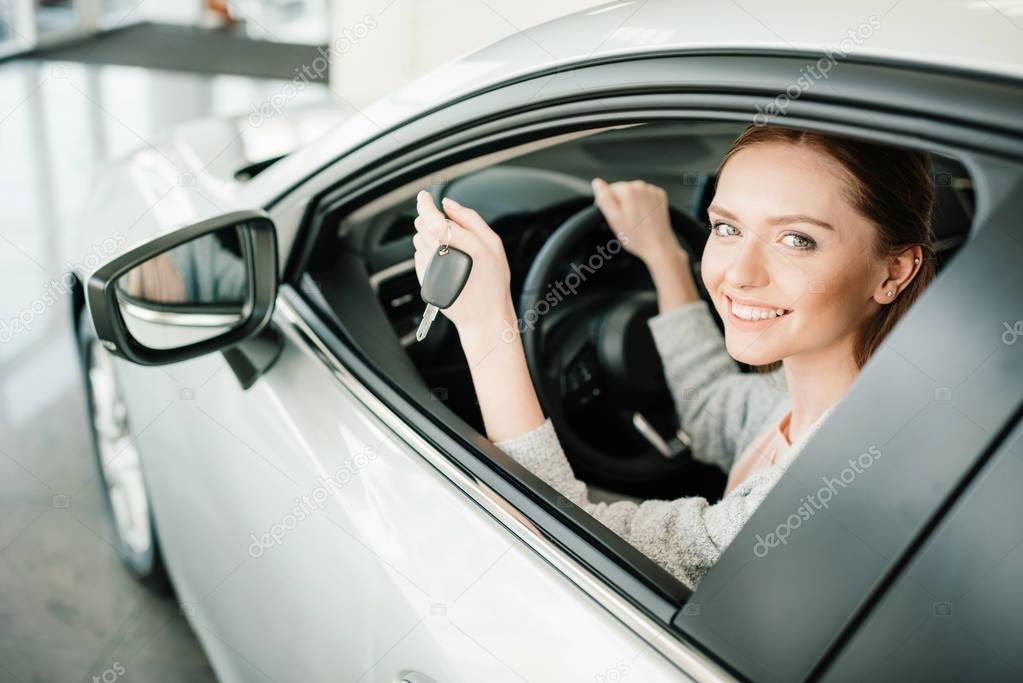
[0,57,330,683]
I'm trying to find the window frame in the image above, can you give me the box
[271,51,1023,680]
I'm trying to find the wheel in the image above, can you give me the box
[518,204,727,500]
[77,308,172,593]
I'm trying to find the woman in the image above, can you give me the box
[412,124,936,589]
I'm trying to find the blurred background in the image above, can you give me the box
[0,1,600,680]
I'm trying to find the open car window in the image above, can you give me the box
[305,118,975,501]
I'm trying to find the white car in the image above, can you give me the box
[71,1,1023,681]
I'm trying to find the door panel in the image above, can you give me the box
[821,418,1023,681]
[116,324,689,681]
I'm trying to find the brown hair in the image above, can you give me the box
[714,124,936,372]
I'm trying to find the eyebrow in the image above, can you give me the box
[707,204,835,231]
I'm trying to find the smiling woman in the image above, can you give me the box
[410,123,938,588]
[706,125,937,374]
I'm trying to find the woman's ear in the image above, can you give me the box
[872,244,923,304]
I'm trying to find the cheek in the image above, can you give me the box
[700,243,725,293]
[700,247,729,318]
[789,268,871,339]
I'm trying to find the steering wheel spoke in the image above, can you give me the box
[561,338,602,406]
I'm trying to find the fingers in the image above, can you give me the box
[414,190,483,261]
[413,226,481,284]
[441,197,504,254]
[413,233,430,283]
[592,177,625,226]
[594,178,667,214]
[415,190,449,241]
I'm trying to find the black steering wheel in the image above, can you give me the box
[519,203,726,499]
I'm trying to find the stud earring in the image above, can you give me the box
[886,290,894,297]
[913,257,920,263]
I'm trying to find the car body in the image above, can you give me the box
[70,1,1023,681]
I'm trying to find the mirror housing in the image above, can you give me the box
[87,210,278,365]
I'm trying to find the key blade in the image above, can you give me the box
[416,305,438,341]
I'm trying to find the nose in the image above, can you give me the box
[722,234,769,290]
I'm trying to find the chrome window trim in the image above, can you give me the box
[273,295,733,682]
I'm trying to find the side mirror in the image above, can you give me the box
[87,210,277,365]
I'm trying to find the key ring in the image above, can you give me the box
[440,219,453,255]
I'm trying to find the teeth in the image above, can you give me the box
[730,298,789,321]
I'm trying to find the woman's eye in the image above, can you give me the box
[712,221,740,238]
[781,233,816,251]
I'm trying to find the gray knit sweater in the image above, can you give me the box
[494,299,836,589]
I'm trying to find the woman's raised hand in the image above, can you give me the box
[591,178,701,313]
[591,177,683,266]
[413,191,514,339]
[414,190,546,442]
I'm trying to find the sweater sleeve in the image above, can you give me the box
[494,417,785,590]
[647,300,788,473]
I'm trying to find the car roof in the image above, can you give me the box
[248,0,1023,206]
[452,0,1023,89]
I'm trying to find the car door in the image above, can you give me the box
[110,279,699,683]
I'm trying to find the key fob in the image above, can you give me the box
[421,246,473,309]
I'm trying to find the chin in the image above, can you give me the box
[724,337,784,367]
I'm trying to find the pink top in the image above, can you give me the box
[723,410,793,496]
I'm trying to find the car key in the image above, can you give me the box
[416,243,473,342]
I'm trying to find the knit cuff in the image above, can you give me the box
[493,417,560,465]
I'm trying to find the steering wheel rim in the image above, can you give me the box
[519,203,725,499]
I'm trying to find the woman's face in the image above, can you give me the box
[701,141,888,367]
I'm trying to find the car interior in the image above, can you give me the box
[305,120,976,502]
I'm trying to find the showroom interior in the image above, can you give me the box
[0,1,598,680]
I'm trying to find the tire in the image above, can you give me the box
[77,308,172,594]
